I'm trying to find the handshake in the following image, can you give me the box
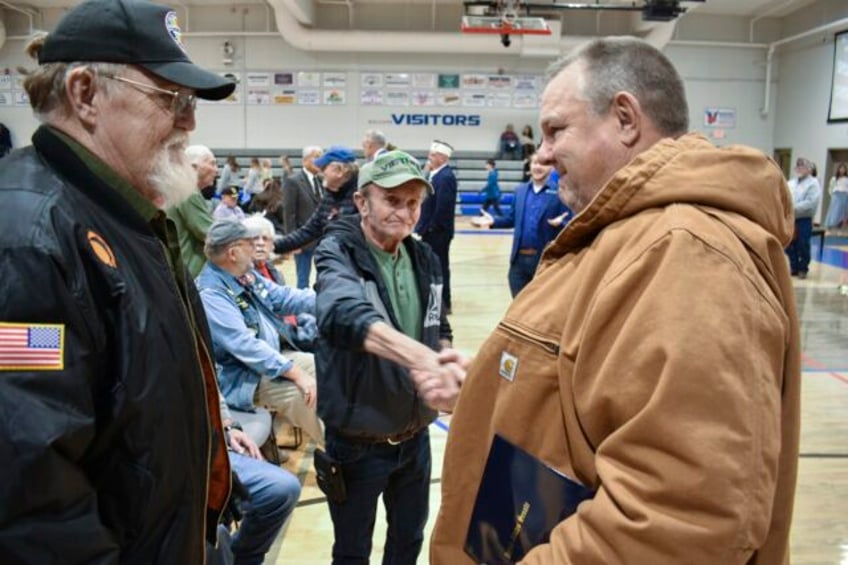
[409,348,469,413]
[470,210,494,228]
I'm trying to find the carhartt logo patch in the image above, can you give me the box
[499,351,518,382]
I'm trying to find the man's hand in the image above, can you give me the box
[437,348,471,376]
[470,210,494,228]
[547,212,570,227]
[285,365,318,408]
[228,428,263,459]
[410,348,469,413]
[362,322,466,412]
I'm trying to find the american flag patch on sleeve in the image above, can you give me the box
[0,323,65,371]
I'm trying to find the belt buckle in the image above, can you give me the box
[386,429,415,445]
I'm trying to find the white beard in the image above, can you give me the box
[147,132,197,209]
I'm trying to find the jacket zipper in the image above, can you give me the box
[498,320,561,356]
[196,336,229,556]
[159,239,228,560]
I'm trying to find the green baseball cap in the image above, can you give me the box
[358,150,433,194]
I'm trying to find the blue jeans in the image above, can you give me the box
[785,217,813,274]
[508,252,541,297]
[324,429,431,565]
[294,249,314,289]
[229,452,301,565]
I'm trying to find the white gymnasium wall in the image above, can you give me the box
[773,34,848,173]
[772,0,848,167]
[198,34,550,153]
[666,43,776,153]
[2,3,844,157]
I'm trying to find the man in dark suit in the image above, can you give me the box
[416,140,457,313]
[473,152,572,296]
[283,145,323,288]
[361,129,388,162]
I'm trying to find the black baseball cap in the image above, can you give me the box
[39,0,235,100]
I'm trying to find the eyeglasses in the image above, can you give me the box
[228,239,256,252]
[100,73,197,117]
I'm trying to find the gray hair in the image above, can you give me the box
[364,129,387,147]
[242,213,276,239]
[302,145,323,159]
[547,36,689,136]
[20,33,125,122]
[185,145,215,166]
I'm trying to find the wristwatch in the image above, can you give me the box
[224,421,243,433]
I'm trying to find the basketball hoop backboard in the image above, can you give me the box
[461,15,552,35]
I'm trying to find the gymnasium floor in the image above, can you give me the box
[266,223,848,565]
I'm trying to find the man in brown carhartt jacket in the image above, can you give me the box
[431,37,800,565]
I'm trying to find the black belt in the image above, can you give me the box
[335,427,423,446]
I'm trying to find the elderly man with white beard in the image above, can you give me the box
[0,0,238,562]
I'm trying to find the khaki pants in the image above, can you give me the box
[254,350,324,448]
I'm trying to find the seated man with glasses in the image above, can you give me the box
[197,219,324,450]
[244,214,286,285]
[0,0,237,560]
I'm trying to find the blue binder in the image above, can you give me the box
[464,434,595,564]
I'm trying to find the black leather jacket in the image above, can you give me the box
[0,127,230,563]
[313,216,452,438]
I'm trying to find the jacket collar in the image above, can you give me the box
[203,261,250,296]
[545,133,793,258]
[32,126,153,234]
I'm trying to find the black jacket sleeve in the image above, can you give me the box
[274,196,327,253]
[0,244,120,563]
[313,233,384,349]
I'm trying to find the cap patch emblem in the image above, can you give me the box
[165,11,187,54]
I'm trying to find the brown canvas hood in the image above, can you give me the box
[548,133,794,258]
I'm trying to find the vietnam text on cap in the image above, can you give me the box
[39,0,235,100]
[358,150,433,194]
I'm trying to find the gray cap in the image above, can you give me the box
[206,219,262,247]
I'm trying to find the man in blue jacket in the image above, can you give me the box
[197,219,324,446]
[314,150,464,564]
[473,152,572,296]
[416,140,457,313]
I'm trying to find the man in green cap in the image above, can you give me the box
[312,150,465,564]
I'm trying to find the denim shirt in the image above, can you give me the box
[196,262,316,410]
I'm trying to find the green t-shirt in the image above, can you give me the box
[367,240,422,341]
